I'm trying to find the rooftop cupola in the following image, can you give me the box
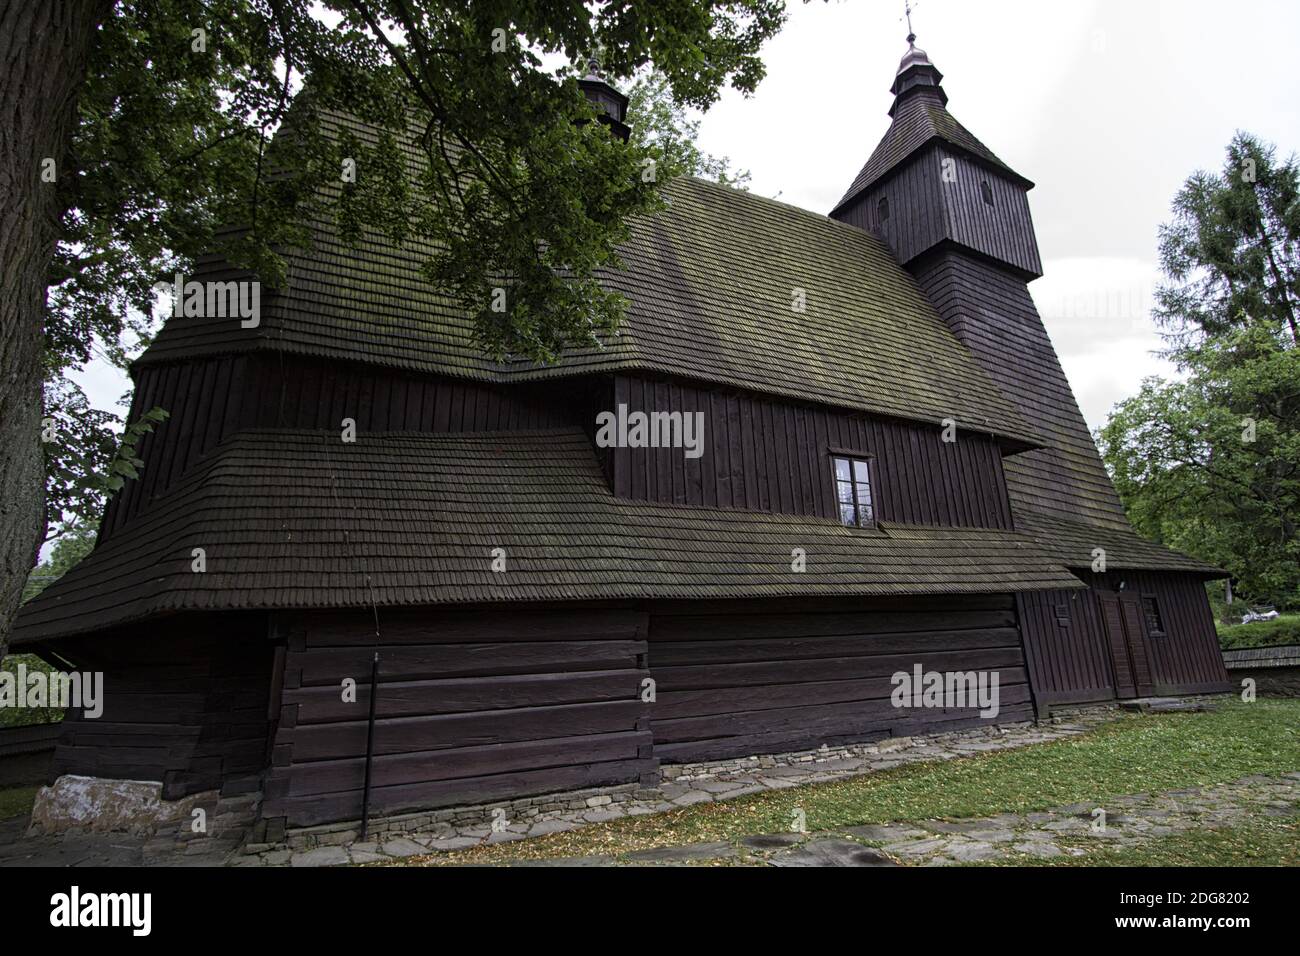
[889,32,948,116]
[831,24,1042,281]
[577,56,631,142]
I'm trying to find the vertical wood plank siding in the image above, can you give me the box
[105,360,1016,538]
[836,144,1043,278]
[1085,571,1231,693]
[1015,589,1115,705]
[263,608,656,827]
[835,144,948,266]
[610,375,1013,528]
[1019,573,1231,705]
[102,355,591,537]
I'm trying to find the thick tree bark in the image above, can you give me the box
[0,0,106,654]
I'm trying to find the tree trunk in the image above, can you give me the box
[0,0,106,655]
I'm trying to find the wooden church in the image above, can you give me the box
[15,35,1230,829]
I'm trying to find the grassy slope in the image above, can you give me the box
[415,700,1300,865]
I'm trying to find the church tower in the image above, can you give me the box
[831,31,1131,537]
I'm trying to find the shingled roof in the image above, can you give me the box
[14,428,1084,643]
[1014,511,1223,576]
[136,113,1040,449]
[832,81,1030,215]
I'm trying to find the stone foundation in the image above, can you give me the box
[274,709,1126,854]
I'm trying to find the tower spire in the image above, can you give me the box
[889,6,945,118]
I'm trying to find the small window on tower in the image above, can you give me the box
[832,455,875,528]
[980,180,994,206]
[878,196,890,223]
[1141,596,1166,637]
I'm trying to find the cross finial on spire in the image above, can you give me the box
[903,0,918,42]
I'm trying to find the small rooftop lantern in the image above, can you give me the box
[577,54,631,142]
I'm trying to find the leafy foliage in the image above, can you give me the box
[23,524,99,604]
[104,406,171,492]
[52,0,788,371]
[42,381,119,542]
[1155,133,1300,352]
[38,0,790,561]
[625,69,751,187]
[1216,613,1300,650]
[1100,133,1300,607]
[0,654,66,728]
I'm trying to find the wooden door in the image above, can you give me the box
[1097,591,1155,699]
[1118,594,1156,696]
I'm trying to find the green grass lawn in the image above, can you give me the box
[1217,613,1300,650]
[411,699,1300,865]
[0,786,38,822]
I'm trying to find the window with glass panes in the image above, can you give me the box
[832,455,875,527]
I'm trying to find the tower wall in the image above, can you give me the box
[908,250,1129,529]
[836,145,1042,279]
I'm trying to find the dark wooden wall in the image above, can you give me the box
[1085,572,1230,694]
[835,145,948,266]
[49,613,273,798]
[910,252,1131,530]
[263,608,657,828]
[106,356,1020,540]
[253,594,1036,827]
[647,595,1033,762]
[1019,573,1230,706]
[103,355,592,536]
[611,375,1014,528]
[835,143,1042,278]
[1016,588,1115,706]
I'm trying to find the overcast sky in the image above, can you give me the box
[690,0,1300,429]
[74,0,1299,433]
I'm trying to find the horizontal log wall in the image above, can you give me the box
[264,608,656,827]
[611,375,1013,528]
[646,594,1033,762]
[49,614,273,798]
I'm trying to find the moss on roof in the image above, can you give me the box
[834,92,1031,212]
[13,428,1085,643]
[138,111,1040,447]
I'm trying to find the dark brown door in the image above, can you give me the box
[1098,591,1156,698]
